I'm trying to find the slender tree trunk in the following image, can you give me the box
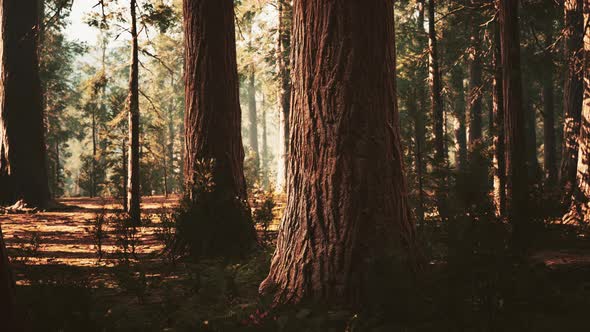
[247,66,259,173]
[452,67,467,171]
[261,101,269,190]
[428,0,445,164]
[415,0,427,222]
[276,0,292,192]
[560,0,584,203]
[122,138,128,211]
[524,86,541,180]
[183,0,256,254]
[499,0,528,246]
[493,18,506,217]
[126,0,141,223]
[564,0,590,223]
[260,0,416,306]
[542,23,557,187]
[0,226,17,330]
[167,74,175,194]
[55,139,60,196]
[0,0,50,208]
[468,27,483,147]
[91,111,97,198]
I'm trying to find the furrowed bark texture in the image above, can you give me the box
[126,0,141,222]
[0,0,50,207]
[260,0,416,306]
[560,0,584,202]
[182,0,255,248]
[499,0,528,242]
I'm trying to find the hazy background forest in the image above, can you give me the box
[1,0,590,331]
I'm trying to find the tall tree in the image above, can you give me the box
[260,0,416,305]
[560,0,584,203]
[276,0,292,192]
[0,0,50,207]
[499,0,528,245]
[183,0,256,253]
[492,15,506,216]
[0,226,17,330]
[247,66,260,173]
[563,0,590,223]
[126,0,140,222]
[428,0,445,165]
[542,21,557,188]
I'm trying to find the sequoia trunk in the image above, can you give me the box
[276,0,292,192]
[260,0,416,306]
[182,0,255,251]
[0,0,50,207]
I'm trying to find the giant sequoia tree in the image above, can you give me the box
[499,0,528,244]
[260,0,416,305]
[183,0,256,254]
[0,0,50,207]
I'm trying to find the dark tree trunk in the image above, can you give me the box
[276,0,292,192]
[122,138,128,211]
[261,101,269,189]
[499,0,528,245]
[468,27,483,147]
[182,0,256,253]
[0,0,50,208]
[493,17,506,217]
[126,0,140,222]
[542,23,557,188]
[560,0,584,203]
[415,0,427,222]
[247,67,259,173]
[563,0,590,223]
[452,67,467,171]
[0,226,17,330]
[428,0,445,164]
[260,0,416,306]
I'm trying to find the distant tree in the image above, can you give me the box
[0,0,50,207]
[492,13,506,216]
[260,0,416,305]
[498,0,528,246]
[560,0,584,204]
[276,0,292,192]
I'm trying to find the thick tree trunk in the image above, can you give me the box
[276,0,292,192]
[560,0,584,203]
[0,0,50,208]
[247,67,259,173]
[499,0,528,245]
[492,19,506,217]
[126,0,141,222]
[563,0,590,223]
[0,226,17,330]
[260,0,416,306]
[182,0,255,252]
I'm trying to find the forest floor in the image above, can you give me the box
[2,197,590,331]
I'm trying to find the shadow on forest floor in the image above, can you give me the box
[2,197,590,331]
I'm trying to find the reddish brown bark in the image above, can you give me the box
[126,0,140,222]
[560,0,584,203]
[499,0,528,243]
[543,23,557,188]
[260,0,416,306]
[182,0,255,249]
[428,0,445,164]
[0,0,50,207]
